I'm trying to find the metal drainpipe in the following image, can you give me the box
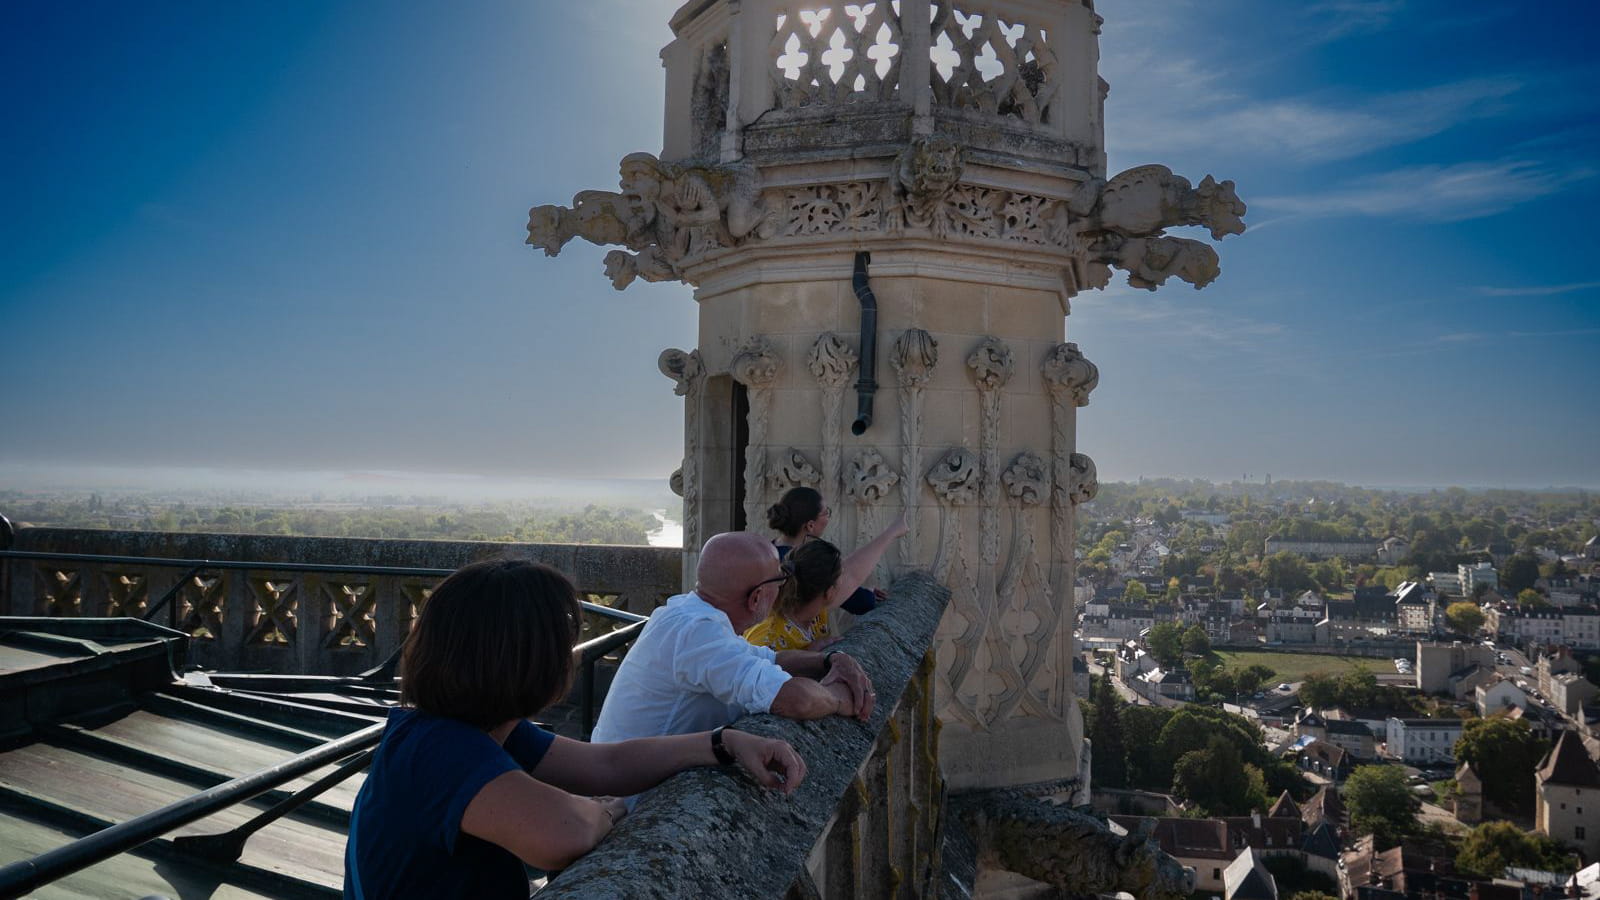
[850,251,877,435]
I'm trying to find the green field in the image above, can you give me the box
[1211,650,1387,681]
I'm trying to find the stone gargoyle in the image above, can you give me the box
[526,152,772,290]
[1081,164,1247,290]
[951,790,1195,900]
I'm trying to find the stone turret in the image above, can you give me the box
[527,0,1244,802]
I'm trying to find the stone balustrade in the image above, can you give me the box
[1,527,680,676]
[537,570,950,899]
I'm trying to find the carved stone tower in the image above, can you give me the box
[528,0,1243,796]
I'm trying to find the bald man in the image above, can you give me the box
[590,532,875,748]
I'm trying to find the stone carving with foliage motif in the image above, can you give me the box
[768,448,821,493]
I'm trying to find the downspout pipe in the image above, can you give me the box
[850,251,877,436]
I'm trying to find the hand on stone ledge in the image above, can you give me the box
[722,729,807,796]
[821,653,875,722]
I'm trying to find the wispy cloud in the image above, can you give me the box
[1477,281,1600,297]
[1254,158,1594,222]
[1072,288,1287,361]
[1108,65,1522,164]
[1303,0,1408,40]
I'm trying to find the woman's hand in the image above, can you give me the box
[885,512,910,539]
[721,729,807,795]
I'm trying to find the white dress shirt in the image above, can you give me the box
[590,591,793,744]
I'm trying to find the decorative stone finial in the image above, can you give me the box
[846,449,900,504]
[891,328,939,388]
[1042,343,1098,407]
[966,337,1014,392]
[658,348,704,396]
[927,448,980,505]
[1002,453,1048,506]
[731,338,781,387]
[808,333,858,390]
[1067,452,1099,505]
[769,448,821,492]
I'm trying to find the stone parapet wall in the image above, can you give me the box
[537,571,951,899]
[2,527,680,676]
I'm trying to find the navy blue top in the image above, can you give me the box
[775,543,878,615]
[344,708,555,900]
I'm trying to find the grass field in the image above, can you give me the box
[1211,649,1386,681]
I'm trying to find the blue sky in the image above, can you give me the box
[3,0,1597,493]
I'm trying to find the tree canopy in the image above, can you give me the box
[1445,602,1486,636]
[1146,621,1185,667]
[1453,719,1547,814]
[1344,765,1419,848]
[1455,821,1574,878]
[1501,554,1541,595]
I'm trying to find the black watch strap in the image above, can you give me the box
[710,726,736,766]
[823,649,840,673]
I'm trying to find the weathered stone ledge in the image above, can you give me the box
[537,570,952,899]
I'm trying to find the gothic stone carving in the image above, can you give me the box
[733,338,782,531]
[892,328,938,551]
[769,448,821,493]
[953,791,1194,900]
[810,333,858,504]
[967,337,1014,566]
[1041,342,1098,408]
[1085,164,1248,291]
[1067,452,1099,505]
[889,137,965,238]
[660,348,705,553]
[527,153,772,290]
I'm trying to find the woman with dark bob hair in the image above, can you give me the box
[766,486,899,620]
[747,511,908,652]
[345,559,805,900]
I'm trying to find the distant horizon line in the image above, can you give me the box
[0,461,1594,497]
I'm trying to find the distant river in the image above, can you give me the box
[647,509,684,548]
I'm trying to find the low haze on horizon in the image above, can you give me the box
[4,0,1598,492]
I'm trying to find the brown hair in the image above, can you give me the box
[774,539,842,618]
[400,559,580,729]
[767,487,823,538]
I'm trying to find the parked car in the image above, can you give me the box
[1277,683,1293,691]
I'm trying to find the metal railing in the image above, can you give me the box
[0,546,652,895]
[0,547,646,734]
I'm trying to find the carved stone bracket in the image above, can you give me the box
[996,451,1059,723]
[967,337,1013,567]
[926,447,984,728]
[892,328,938,552]
[660,348,705,557]
[732,338,782,531]
[846,448,901,585]
[1041,342,1098,408]
[1067,452,1099,506]
[810,333,858,505]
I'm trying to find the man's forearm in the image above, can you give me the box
[775,649,828,678]
[770,677,852,720]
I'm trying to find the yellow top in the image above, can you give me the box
[745,609,832,652]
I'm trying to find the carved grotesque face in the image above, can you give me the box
[525,205,568,256]
[901,138,964,196]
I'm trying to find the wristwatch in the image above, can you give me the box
[823,649,841,673]
[710,725,737,766]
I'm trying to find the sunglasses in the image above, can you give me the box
[747,564,794,598]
